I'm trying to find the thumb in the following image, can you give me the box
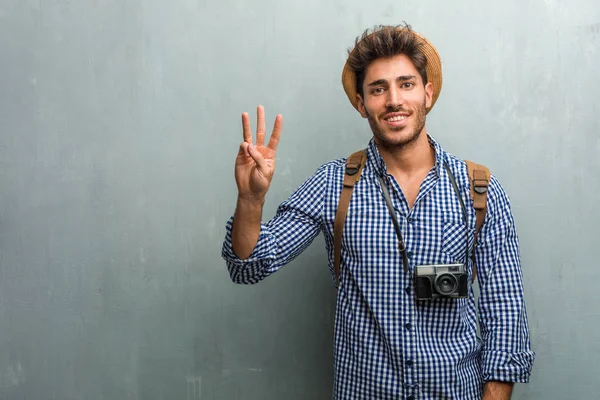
[248,144,268,171]
[238,141,250,157]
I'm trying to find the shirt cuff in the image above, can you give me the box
[221,216,276,284]
[481,349,535,383]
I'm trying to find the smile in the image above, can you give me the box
[385,115,407,122]
[383,113,410,127]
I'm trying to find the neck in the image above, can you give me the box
[375,131,436,178]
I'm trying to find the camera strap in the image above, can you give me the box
[377,175,410,275]
[376,161,470,277]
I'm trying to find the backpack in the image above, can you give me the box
[333,149,490,284]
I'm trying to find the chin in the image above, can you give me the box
[375,128,421,148]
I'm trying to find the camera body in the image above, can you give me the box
[414,263,468,300]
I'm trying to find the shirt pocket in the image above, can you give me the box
[441,212,473,263]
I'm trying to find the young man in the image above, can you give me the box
[222,24,534,400]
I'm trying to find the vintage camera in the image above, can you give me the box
[414,263,468,300]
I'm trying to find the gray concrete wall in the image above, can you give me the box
[0,0,598,398]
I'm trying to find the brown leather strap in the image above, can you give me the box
[465,160,490,283]
[334,150,367,283]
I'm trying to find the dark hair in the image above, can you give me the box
[347,23,428,97]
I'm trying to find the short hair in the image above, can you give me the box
[346,23,429,97]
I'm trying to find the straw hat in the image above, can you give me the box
[341,28,443,114]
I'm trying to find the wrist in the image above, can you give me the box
[237,194,265,209]
[235,196,265,221]
[483,381,514,400]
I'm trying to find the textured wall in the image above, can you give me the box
[0,0,598,398]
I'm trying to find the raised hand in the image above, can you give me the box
[235,105,283,202]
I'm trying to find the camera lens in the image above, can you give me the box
[435,273,458,296]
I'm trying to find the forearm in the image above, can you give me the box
[482,381,513,400]
[224,163,327,283]
[231,196,264,259]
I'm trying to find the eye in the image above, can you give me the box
[371,87,386,94]
[401,82,415,89]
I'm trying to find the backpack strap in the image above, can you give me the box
[465,160,491,283]
[333,153,490,286]
[333,149,367,284]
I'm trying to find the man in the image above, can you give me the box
[222,24,534,400]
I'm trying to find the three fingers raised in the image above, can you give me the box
[240,106,282,152]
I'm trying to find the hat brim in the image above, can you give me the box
[342,29,443,114]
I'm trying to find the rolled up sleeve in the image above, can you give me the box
[475,176,535,383]
[221,217,279,284]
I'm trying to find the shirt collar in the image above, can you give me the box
[366,134,444,177]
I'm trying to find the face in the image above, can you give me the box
[357,54,433,149]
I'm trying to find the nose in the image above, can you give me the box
[385,86,404,109]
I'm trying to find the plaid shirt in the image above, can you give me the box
[222,136,535,399]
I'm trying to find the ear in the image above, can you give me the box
[424,82,434,109]
[356,94,368,118]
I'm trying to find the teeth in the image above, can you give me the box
[387,115,407,122]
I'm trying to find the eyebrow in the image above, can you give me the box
[366,75,417,87]
[396,75,417,82]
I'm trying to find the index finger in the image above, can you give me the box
[241,112,252,144]
[267,114,283,151]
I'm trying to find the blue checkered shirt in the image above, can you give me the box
[222,136,535,399]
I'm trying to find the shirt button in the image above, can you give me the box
[405,323,412,330]
[405,287,411,294]
[408,397,415,400]
[407,251,413,258]
[407,217,413,224]
[406,359,414,366]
